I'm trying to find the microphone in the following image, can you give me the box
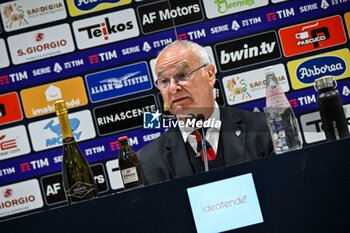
[196,114,209,172]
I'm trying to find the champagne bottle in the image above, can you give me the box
[54,100,98,204]
[118,136,145,190]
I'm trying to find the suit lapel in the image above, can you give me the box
[162,128,194,178]
[219,107,247,165]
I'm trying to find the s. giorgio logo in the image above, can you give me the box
[296,56,346,84]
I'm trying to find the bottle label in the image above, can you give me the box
[66,182,96,199]
[121,167,139,184]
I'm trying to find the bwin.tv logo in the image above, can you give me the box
[143,110,162,129]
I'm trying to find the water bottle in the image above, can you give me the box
[265,67,303,154]
[315,76,349,141]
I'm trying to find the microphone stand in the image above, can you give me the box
[196,114,209,172]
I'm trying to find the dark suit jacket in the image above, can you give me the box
[136,107,273,185]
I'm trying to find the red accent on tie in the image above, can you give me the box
[192,131,217,161]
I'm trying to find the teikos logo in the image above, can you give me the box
[0,92,23,126]
[94,95,157,135]
[287,48,350,90]
[0,179,44,218]
[215,31,281,72]
[7,24,75,65]
[86,62,152,103]
[0,0,67,32]
[66,0,131,17]
[20,77,88,118]
[279,15,347,57]
[137,0,203,34]
[28,110,96,152]
[0,125,31,161]
[202,0,268,19]
[0,39,9,68]
[300,104,350,144]
[72,9,139,49]
[223,64,289,105]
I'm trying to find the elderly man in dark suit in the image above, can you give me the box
[137,40,273,185]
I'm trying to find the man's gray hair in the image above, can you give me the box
[155,40,211,65]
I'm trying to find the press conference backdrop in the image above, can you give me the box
[0,0,350,221]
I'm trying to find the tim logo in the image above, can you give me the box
[279,16,347,57]
[143,111,161,129]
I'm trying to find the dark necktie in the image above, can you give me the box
[192,130,217,161]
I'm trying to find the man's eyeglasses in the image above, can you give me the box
[154,64,208,90]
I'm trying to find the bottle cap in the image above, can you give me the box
[54,100,67,115]
[315,76,335,91]
[118,136,128,142]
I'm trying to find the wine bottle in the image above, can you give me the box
[118,136,145,190]
[54,100,98,204]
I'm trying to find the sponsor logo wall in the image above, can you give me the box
[0,0,350,220]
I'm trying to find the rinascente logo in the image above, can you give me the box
[0,179,43,218]
[215,31,281,72]
[202,0,268,19]
[86,62,152,103]
[28,110,96,152]
[93,95,157,136]
[279,15,347,57]
[137,0,203,34]
[0,0,67,32]
[287,48,350,90]
[7,24,75,65]
[72,9,139,50]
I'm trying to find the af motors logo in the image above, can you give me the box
[202,0,268,19]
[0,0,67,32]
[66,0,131,17]
[72,9,139,50]
[215,31,281,72]
[300,104,350,144]
[93,95,157,136]
[7,23,75,65]
[287,48,350,90]
[0,39,10,68]
[279,15,347,57]
[137,0,204,34]
[28,110,96,152]
[0,179,43,218]
[223,64,289,105]
[86,62,152,103]
[41,164,108,205]
[0,125,31,161]
[20,77,88,118]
